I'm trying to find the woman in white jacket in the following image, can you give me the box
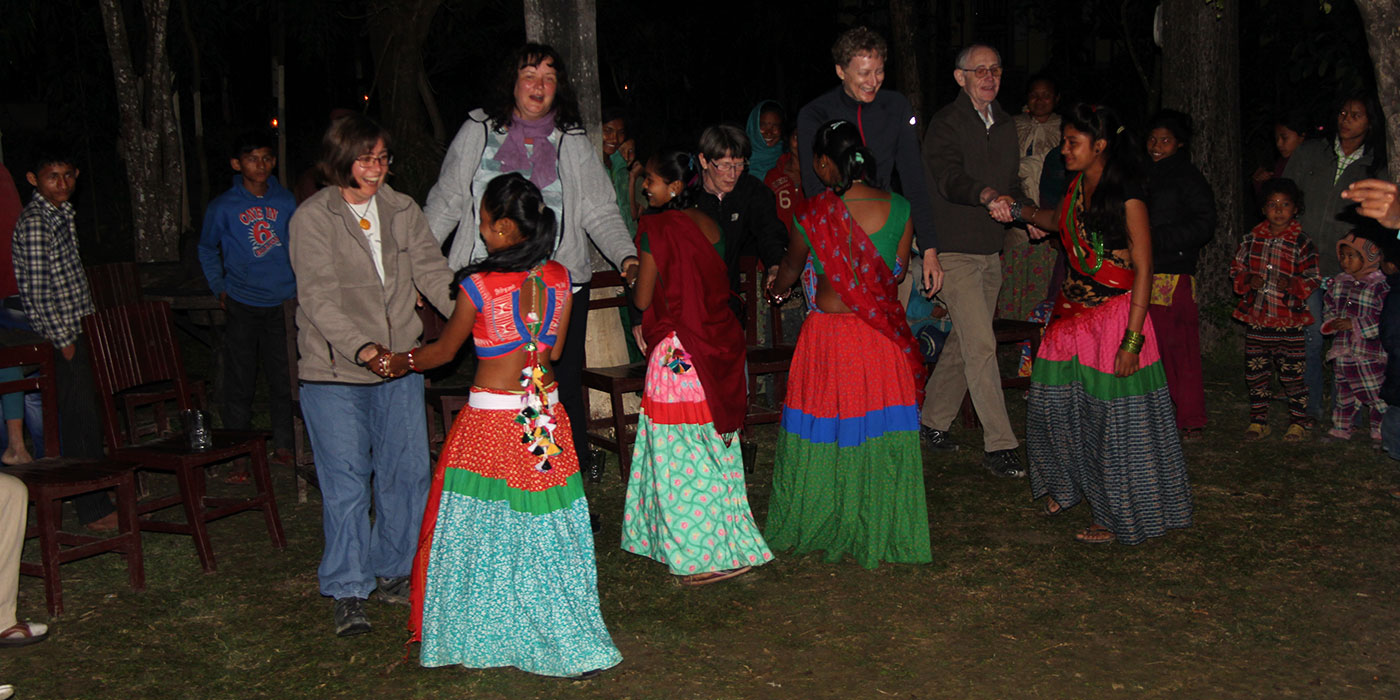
[424,43,638,485]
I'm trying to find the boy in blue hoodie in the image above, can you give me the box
[198,130,297,471]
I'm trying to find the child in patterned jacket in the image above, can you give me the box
[1321,231,1390,443]
[1231,178,1321,441]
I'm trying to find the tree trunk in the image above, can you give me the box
[98,0,184,262]
[1159,0,1242,350]
[524,0,602,155]
[1355,0,1400,170]
[366,0,443,201]
[175,0,209,224]
[524,0,631,424]
[890,0,925,124]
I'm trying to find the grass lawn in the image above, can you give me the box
[6,347,1400,699]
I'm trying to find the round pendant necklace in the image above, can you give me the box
[347,196,374,230]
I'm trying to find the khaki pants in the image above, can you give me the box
[921,252,1019,452]
[0,472,25,629]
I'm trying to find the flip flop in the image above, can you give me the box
[1041,497,1064,517]
[1074,524,1115,545]
[677,566,752,587]
[0,621,48,648]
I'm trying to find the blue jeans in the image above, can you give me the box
[1383,406,1400,460]
[301,377,430,600]
[1305,287,1327,420]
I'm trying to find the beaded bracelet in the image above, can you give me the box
[407,348,418,373]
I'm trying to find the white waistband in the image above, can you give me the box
[468,389,559,410]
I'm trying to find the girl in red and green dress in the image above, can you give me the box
[764,120,930,569]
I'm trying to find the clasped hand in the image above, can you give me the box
[364,344,410,378]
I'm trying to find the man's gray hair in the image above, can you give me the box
[955,44,1001,70]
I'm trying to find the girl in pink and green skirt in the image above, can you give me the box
[1001,103,1192,545]
[620,150,772,585]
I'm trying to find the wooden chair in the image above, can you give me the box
[84,263,142,310]
[415,303,473,453]
[578,271,647,475]
[85,263,205,442]
[958,318,1046,428]
[3,343,144,616]
[281,298,313,503]
[738,256,799,426]
[83,301,286,572]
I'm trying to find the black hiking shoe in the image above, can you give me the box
[374,576,410,606]
[334,597,371,637]
[920,426,959,452]
[983,449,1026,478]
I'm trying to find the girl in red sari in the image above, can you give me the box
[764,120,930,569]
[1000,104,1192,545]
[619,150,773,585]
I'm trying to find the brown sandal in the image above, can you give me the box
[677,566,752,587]
[0,621,48,647]
[1041,497,1064,517]
[1074,524,1115,545]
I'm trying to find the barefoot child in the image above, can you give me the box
[1230,178,1321,441]
[379,173,620,678]
[1322,232,1390,443]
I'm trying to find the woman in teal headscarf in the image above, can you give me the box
[746,101,785,179]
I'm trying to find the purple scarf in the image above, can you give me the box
[494,111,559,189]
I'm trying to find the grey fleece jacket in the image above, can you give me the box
[288,184,455,384]
[423,108,637,280]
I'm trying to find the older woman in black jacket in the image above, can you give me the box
[1145,110,1217,437]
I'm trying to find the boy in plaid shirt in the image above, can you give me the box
[1232,178,1321,442]
[1322,232,1390,443]
[13,144,115,529]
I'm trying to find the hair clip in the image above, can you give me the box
[1115,126,1124,135]
[853,152,865,164]
[829,121,849,131]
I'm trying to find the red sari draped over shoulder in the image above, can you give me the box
[796,191,926,405]
[1053,173,1136,321]
[639,209,748,436]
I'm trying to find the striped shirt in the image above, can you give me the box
[13,193,95,347]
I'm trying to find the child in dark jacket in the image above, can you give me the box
[1321,232,1390,443]
[1231,178,1321,441]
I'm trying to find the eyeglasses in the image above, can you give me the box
[355,153,393,168]
[960,65,1004,79]
[708,160,746,174]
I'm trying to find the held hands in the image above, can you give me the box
[1341,179,1400,229]
[1249,274,1265,290]
[987,195,1015,223]
[363,344,409,379]
[1027,224,1051,241]
[1332,318,1354,331]
[621,257,641,288]
[763,265,792,305]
